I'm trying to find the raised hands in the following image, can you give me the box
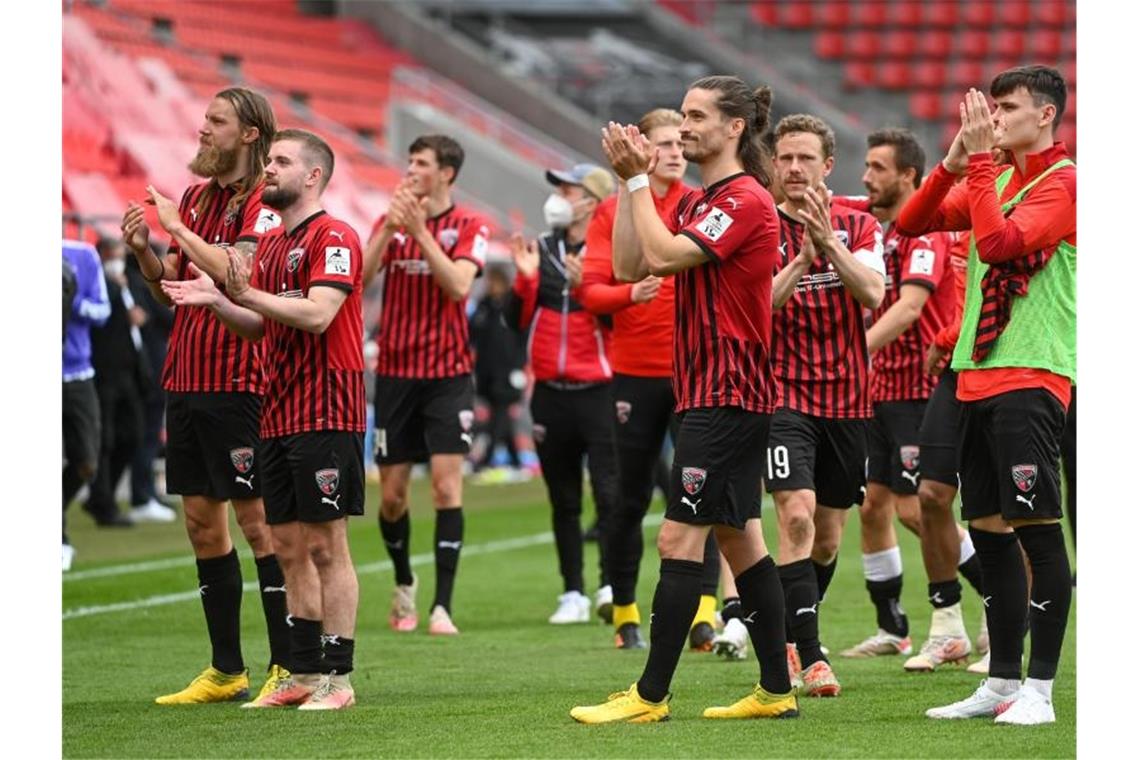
[509,232,540,278]
[601,122,657,180]
[385,179,429,236]
[797,183,836,251]
[959,88,996,156]
[145,185,184,235]
[160,262,220,308]
[226,247,253,300]
[121,202,152,257]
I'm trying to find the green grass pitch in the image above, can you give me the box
[63,478,1075,758]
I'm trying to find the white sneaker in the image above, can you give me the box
[549,591,590,624]
[994,685,1054,725]
[712,618,749,661]
[131,499,177,524]
[62,543,76,572]
[967,650,991,675]
[926,679,1012,719]
[841,629,913,658]
[594,585,614,624]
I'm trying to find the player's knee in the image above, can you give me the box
[235,508,272,552]
[185,512,227,553]
[897,502,921,535]
[812,532,840,563]
[430,476,461,508]
[379,495,406,522]
[918,481,951,513]
[307,539,334,570]
[781,507,814,550]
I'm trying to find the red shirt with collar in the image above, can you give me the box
[897,142,1076,409]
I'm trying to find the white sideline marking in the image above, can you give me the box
[63,515,664,621]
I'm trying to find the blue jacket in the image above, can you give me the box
[63,240,110,381]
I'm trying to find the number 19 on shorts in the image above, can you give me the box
[767,445,790,480]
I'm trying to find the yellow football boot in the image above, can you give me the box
[570,683,670,724]
[702,684,799,720]
[155,666,250,705]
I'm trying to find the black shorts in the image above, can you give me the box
[262,431,365,525]
[373,375,475,465]
[959,388,1066,522]
[166,392,262,500]
[918,370,960,488]
[867,400,926,495]
[62,379,101,471]
[612,373,676,453]
[665,407,767,530]
[764,407,868,509]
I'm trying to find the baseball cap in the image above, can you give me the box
[545,163,615,201]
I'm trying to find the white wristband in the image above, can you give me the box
[626,174,650,193]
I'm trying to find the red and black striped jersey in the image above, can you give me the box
[869,226,957,403]
[667,172,782,414]
[162,180,282,394]
[252,211,366,438]
[370,205,488,378]
[770,207,884,419]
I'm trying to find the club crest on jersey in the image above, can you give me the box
[224,208,238,226]
[1011,464,1038,492]
[900,446,920,471]
[458,409,474,432]
[532,424,546,444]
[230,447,254,474]
[287,247,305,272]
[682,467,707,496]
[315,468,340,496]
[615,401,632,424]
[438,228,459,248]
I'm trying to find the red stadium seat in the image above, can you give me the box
[843,61,876,89]
[998,0,1032,27]
[993,29,1026,59]
[950,60,986,88]
[957,29,990,59]
[1062,29,1076,57]
[846,30,881,59]
[750,2,779,26]
[781,1,815,29]
[817,1,852,30]
[913,61,947,89]
[940,121,961,150]
[883,30,918,59]
[891,2,924,28]
[924,1,959,28]
[878,61,912,90]
[1030,29,1063,60]
[919,30,954,59]
[814,31,845,60]
[1037,0,1071,28]
[1060,60,1076,86]
[909,91,942,121]
[962,1,997,28]
[853,2,889,27]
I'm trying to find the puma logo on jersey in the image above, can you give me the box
[680,495,701,513]
[235,474,255,489]
[321,494,342,510]
[901,470,920,487]
[329,230,345,241]
[1015,494,1037,510]
[795,604,818,617]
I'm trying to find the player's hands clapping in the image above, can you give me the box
[146,186,184,235]
[160,262,220,308]
[509,233,539,278]
[601,123,657,180]
[121,202,152,257]
[387,180,429,237]
[797,183,837,252]
[226,248,253,300]
[630,275,662,304]
[959,88,997,156]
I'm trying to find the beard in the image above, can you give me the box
[188,144,240,179]
[261,183,299,211]
[868,183,901,210]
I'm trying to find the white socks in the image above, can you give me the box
[959,530,976,565]
[863,546,903,582]
[1024,677,1054,700]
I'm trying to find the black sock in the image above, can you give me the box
[1015,523,1072,680]
[721,597,742,623]
[196,549,244,674]
[636,558,703,703]
[867,576,909,637]
[321,634,355,675]
[779,559,824,666]
[958,553,985,596]
[380,513,414,586]
[970,527,1027,680]
[928,578,962,609]
[255,554,291,670]
[433,508,464,611]
[700,532,720,596]
[290,617,323,675]
[813,558,838,602]
[736,557,792,694]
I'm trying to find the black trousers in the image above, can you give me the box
[130,386,166,505]
[477,392,521,469]
[87,377,143,520]
[530,382,618,593]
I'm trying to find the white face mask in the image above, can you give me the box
[542,193,574,229]
[103,259,126,279]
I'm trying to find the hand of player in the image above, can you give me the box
[563,252,583,288]
[121,202,152,257]
[630,275,661,304]
[226,248,253,301]
[796,231,819,265]
[145,186,185,235]
[601,122,652,180]
[509,232,539,278]
[924,342,950,376]
[942,126,969,174]
[798,185,837,251]
[383,179,414,230]
[959,88,996,156]
[160,262,220,308]
[627,124,659,176]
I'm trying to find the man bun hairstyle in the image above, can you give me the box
[990,64,1067,126]
[688,75,775,187]
[199,87,276,216]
